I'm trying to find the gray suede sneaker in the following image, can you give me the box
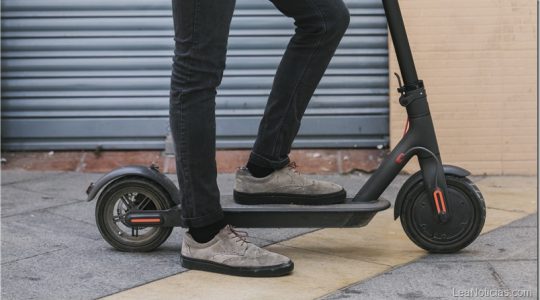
[233,162,346,205]
[181,225,293,277]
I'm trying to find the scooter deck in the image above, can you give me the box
[127,196,391,228]
[221,196,391,228]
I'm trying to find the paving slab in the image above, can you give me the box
[1,210,101,264]
[323,261,506,300]
[1,170,65,185]
[8,171,102,202]
[489,260,538,295]
[506,214,537,227]
[105,243,392,300]
[45,199,97,226]
[1,185,80,217]
[322,214,538,300]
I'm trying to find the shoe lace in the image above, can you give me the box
[227,225,249,247]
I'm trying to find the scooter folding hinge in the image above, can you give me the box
[393,73,425,96]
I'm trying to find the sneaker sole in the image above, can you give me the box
[181,255,294,277]
[233,189,347,205]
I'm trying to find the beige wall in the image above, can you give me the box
[389,0,537,175]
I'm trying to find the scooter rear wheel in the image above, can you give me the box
[96,176,174,252]
[400,175,486,253]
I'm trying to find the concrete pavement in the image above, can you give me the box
[323,214,537,300]
[1,170,537,299]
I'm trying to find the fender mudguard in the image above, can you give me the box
[393,165,470,220]
[85,165,182,205]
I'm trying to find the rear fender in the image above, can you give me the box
[85,165,181,205]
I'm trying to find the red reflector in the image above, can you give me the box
[395,153,406,164]
[433,189,446,213]
[131,218,161,223]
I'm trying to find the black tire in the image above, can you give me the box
[95,176,174,252]
[400,175,486,253]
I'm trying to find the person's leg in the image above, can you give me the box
[169,0,235,240]
[247,0,350,172]
[233,0,349,205]
[170,0,294,277]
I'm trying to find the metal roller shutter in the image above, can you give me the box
[1,0,388,150]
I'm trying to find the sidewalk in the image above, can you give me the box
[1,170,537,299]
[323,214,537,299]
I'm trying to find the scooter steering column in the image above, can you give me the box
[353,0,450,222]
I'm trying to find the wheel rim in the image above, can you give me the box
[409,184,476,245]
[103,186,165,246]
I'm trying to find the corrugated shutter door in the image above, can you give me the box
[1,0,388,150]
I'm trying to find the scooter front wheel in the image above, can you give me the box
[400,175,486,253]
[95,176,174,252]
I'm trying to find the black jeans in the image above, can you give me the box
[169,0,350,228]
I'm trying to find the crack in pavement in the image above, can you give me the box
[415,258,537,263]
[2,246,68,266]
[99,271,188,299]
[271,242,398,268]
[1,171,73,187]
[246,228,321,244]
[486,206,530,213]
[2,199,86,219]
[44,207,96,227]
[487,261,511,290]
[1,180,85,204]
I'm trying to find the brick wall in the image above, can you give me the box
[389,0,537,175]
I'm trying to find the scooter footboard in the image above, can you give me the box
[126,196,391,228]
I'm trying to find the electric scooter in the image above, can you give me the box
[85,0,486,254]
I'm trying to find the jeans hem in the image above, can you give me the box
[182,209,225,228]
[248,151,290,170]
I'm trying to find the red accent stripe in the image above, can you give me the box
[434,195,441,213]
[433,189,446,213]
[131,218,161,223]
[395,153,406,164]
[439,193,447,212]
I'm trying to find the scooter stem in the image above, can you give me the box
[383,0,418,86]
[352,0,449,211]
